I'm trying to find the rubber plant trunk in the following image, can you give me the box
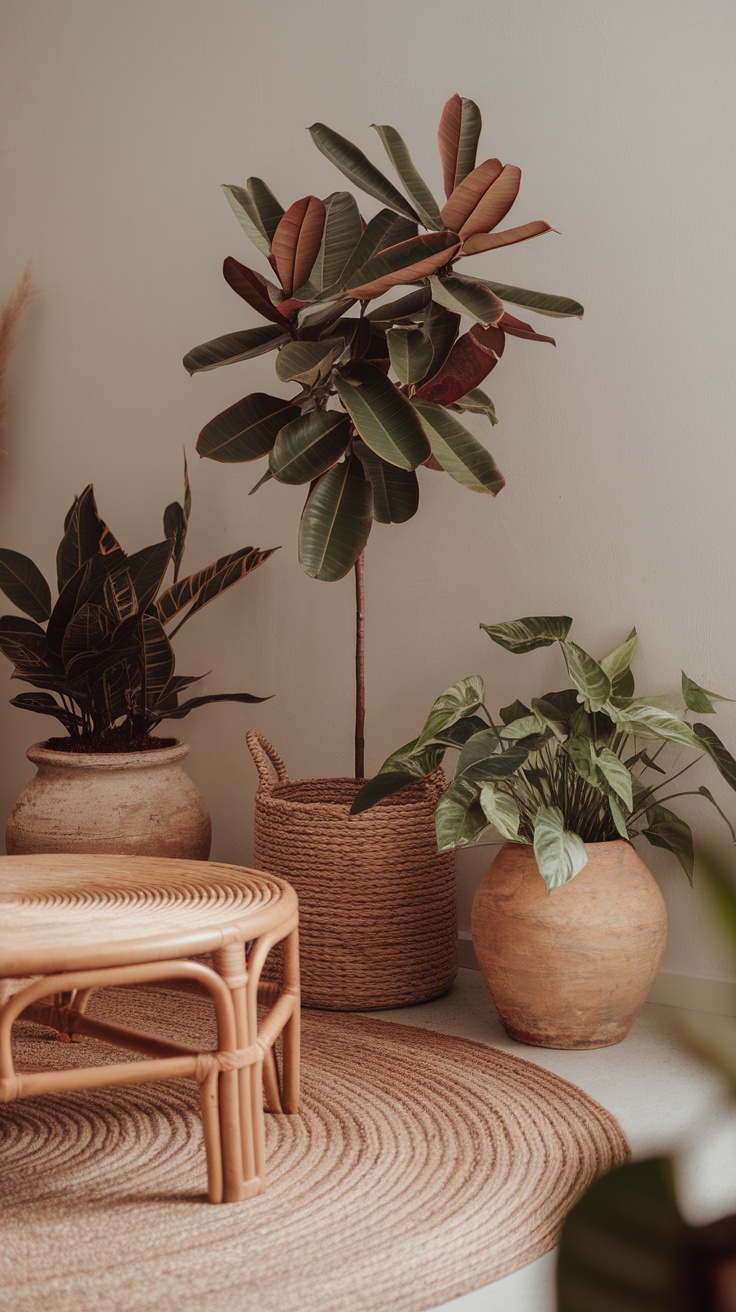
[6,740,211,860]
[471,840,667,1049]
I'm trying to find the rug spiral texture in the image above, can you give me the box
[0,986,629,1311]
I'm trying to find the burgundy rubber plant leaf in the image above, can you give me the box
[415,323,505,406]
[462,220,556,255]
[271,195,326,296]
[437,94,483,199]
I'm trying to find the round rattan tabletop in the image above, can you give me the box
[0,854,296,976]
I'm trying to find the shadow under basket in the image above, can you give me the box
[247,732,458,1011]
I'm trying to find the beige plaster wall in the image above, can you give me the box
[2,0,736,981]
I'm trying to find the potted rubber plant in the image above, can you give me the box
[353,615,736,1044]
[184,95,583,1009]
[0,467,275,859]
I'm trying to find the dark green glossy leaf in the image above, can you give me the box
[222,178,284,255]
[183,325,287,375]
[162,451,190,585]
[329,209,418,297]
[0,548,51,622]
[310,191,364,293]
[197,393,300,463]
[412,399,504,494]
[455,731,528,785]
[435,777,487,850]
[431,714,488,747]
[298,457,372,582]
[449,388,498,425]
[335,362,430,471]
[683,672,734,714]
[557,1158,689,1312]
[386,325,434,384]
[270,411,351,485]
[428,274,505,325]
[482,280,584,319]
[420,302,460,383]
[353,440,419,524]
[499,699,532,725]
[275,338,344,384]
[644,804,694,881]
[482,615,572,654]
[344,231,459,300]
[371,123,443,229]
[694,722,736,792]
[309,122,420,222]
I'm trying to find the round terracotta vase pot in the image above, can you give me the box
[471,839,667,1050]
[5,740,211,860]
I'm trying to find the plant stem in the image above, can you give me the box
[354,550,365,779]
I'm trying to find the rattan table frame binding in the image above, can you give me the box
[0,856,300,1205]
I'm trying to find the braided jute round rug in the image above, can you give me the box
[0,986,629,1312]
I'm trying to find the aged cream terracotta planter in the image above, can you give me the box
[5,741,211,860]
[471,839,667,1050]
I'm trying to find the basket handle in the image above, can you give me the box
[246,730,290,793]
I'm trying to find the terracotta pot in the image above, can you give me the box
[471,840,667,1049]
[5,740,211,860]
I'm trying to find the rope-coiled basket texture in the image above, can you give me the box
[247,732,457,1011]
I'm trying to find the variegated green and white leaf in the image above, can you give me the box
[600,630,639,684]
[480,785,521,841]
[533,805,588,891]
[435,778,487,851]
[561,641,611,712]
[481,615,572,654]
[416,675,485,749]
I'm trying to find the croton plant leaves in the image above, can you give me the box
[0,549,52,623]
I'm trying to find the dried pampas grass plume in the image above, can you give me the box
[0,263,35,456]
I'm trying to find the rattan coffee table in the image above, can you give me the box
[0,853,300,1204]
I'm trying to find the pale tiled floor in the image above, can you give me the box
[368,968,736,1312]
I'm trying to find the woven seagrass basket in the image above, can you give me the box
[247,731,458,1010]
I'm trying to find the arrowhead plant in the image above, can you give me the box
[184,95,584,775]
[352,617,736,891]
[0,464,275,750]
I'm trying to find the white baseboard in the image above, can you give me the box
[457,931,736,1017]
